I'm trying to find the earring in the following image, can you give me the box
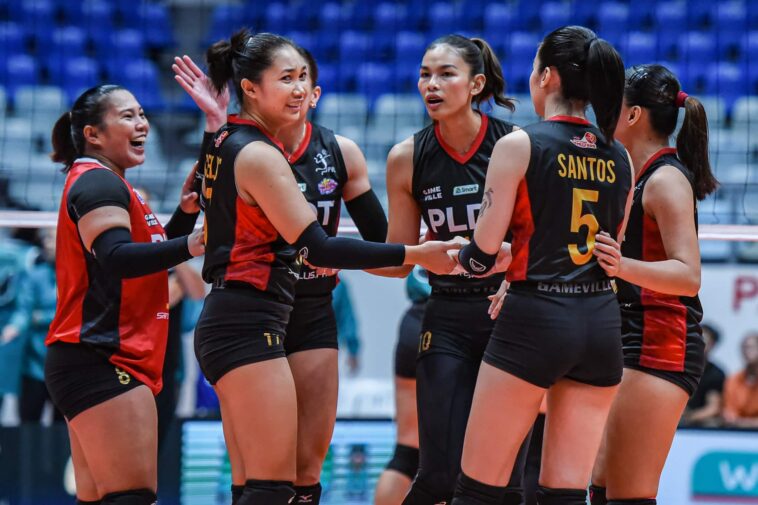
[310,103,316,109]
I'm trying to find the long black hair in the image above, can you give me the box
[624,64,718,200]
[537,26,625,142]
[427,34,515,111]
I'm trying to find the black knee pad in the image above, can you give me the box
[607,500,656,505]
[237,479,295,505]
[386,444,420,480]
[294,482,322,504]
[449,472,514,505]
[100,489,157,505]
[536,486,586,505]
[77,500,101,505]
[231,484,245,505]
[501,486,524,505]
[589,485,607,505]
[404,470,456,505]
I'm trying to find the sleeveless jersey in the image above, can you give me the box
[509,117,632,283]
[616,148,704,370]
[46,158,169,394]
[288,122,348,296]
[201,115,300,303]
[412,114,514,292]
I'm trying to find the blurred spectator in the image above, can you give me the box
[682,323,726,426]
[723,332,758,428]
[333,278,361,375]
[0,229,38,418]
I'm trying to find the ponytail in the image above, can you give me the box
[50,84,124,173]
[677,96,718,200]
[538,26,625,141]
[206,29,299,107]
[624,64,719,200]
[427,34,515,112]
[50,112,78,170]
[586,38,625,142]
[470,38,515,111]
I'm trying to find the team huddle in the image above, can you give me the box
[44,23,716,505]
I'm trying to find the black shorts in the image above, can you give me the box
[621,313,705,396]
[194,286,292,385]
[395,301,425,378]
[484,281,623,388]
[45,342,144,421]
[417,295,493,364]
[284,293,338,355]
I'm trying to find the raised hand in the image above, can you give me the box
[593,231,622,277]
[172,55,229,131]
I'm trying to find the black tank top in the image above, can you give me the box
[412,114,514,292]
[509,116,632,283]
[288,123,349,297]
[201,115,300,303]
[616,148,703,322]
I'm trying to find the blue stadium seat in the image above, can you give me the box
[98,29,146,64]
[626,0,658,30]
[741,31,758,68]
[340,31,372,70]
[140,4,175,49]
[705,63,747,113]
[568,1,599,28]
[678,32,717,65]
[373,3,413,33]
[59,57,98,103]
[2,55,38,103]
[11,0,54,29]
[72,1,115,45]
[206,4,246,46]
[427,2,457,40]
[596,3,629,45]
[118,59,165,111]
[264,3,289,33]
[539,2,571,35]
[45,26,87,75]
[356,63,395,107]
[687,0,713,29]
[655,3,687,58]
[342,2,373,30]
[315,63,339,93]
[750,1,758,29]
[621,32,657,66]
[714,2,747,59]
[516,0,543,30]
[318,2,344,30]
[286,31,319,58]
[508,32,540,71]
[483,4,518,35]
[0,22,25,60]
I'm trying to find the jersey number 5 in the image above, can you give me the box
[568,188,599,265]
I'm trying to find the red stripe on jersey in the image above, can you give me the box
[47,161,169,394]
[637,147,677,181]
[507,178,534,282]
[435,114,489,165]
[225,195,277,290]
[287,121,312,164]
[227,114,286,153]
[639,212,688,371]
[546,115,591,125]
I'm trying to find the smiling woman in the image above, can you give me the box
[44,84,205,505]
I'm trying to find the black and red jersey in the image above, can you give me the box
[201,115,300,303]
[288,122,348,296]
[46,158,169,394]
[412,114,514,292]
[508,117,632,284]
[616,148,704,371]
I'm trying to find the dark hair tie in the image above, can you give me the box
[675,90,689,108]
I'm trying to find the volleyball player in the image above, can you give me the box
[374,266,429,505]
[45,85,205,505]
[589,65,718,505]
[196,30,458,505]
[371,34,527,505]
[451,26,633,505]
[174,44,389,504]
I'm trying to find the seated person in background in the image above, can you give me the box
[723,332,758,428]
[682,323,726,426]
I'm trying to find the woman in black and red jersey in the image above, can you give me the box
[370,34,527,505]
[450,26,633,505]
[173,44,389,504]
[589,65,718,505]
[195,30,457,505]
[45,85,205,505]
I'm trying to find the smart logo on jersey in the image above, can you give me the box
[134,188,146,204]
[314,149,337,176]
[453,184,479,196]
[318,178,338,195]
[692,451,758,501]
[570,132,597,149]
[214,130,229,148]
